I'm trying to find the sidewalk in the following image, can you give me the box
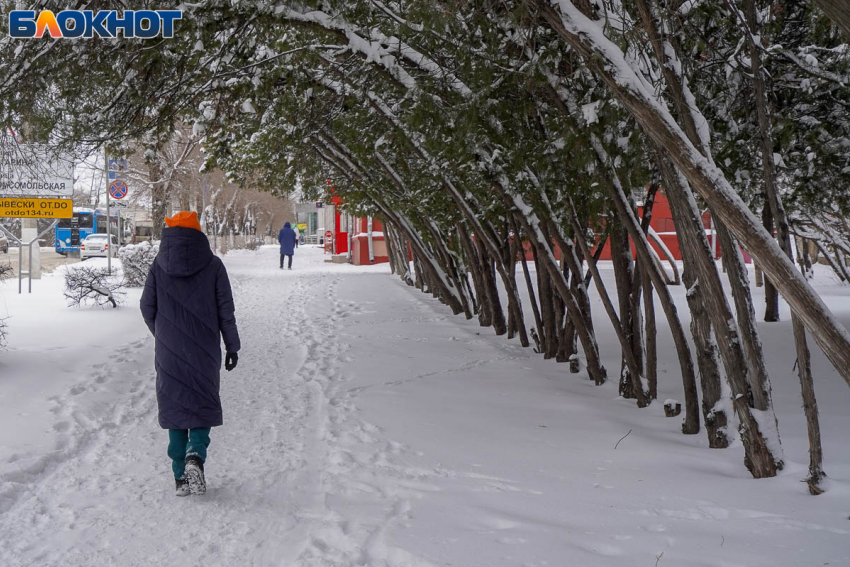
[0,245,847,567]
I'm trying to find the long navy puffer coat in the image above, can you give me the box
[278,222,298,255]
[140,226,241,429]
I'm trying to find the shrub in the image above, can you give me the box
[117,241,159,287]
[64,266,125,308]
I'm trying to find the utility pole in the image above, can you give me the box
[105,148,112,274]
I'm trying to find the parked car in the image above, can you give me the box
[80,233,120,259]
[0,233,7,253]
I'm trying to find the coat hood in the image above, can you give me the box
[157,226,214,277]
[283,222,291,229]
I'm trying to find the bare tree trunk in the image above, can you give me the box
[146,146,167,240]
[554,259,568,362]
[557,238,578,364]
[798,237,813,278]
[630,264,646,395]
[661,158,781,472]
[422,220,473,319]
[385,223,399,275]
[459,223,490,327]
[476,236,508,336]
[491,182,607,385]
[811,0,850,41]
[584,141,699,432]
[569,207,649,406]
[685,275,728,447]
[515,219,545,351]
[538,255,558,360]
[744,0,823,491]
[639,184,659,399]
[385,225,414,286]
[762,204,780,321]
[795,313,825,494]
[813,240,847,282]
[715,222,776,416]
[506,223,522,339]
[611,218,639,399]
[440,184,529,347]
[535,0,850,390]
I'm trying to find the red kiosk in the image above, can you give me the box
[326,180,348,255]
[324,179,389,265]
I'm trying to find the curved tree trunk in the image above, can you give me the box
[568,206,649,406]
[743,0,823,491]
[534,0,850,391]
[762,204,780,321]
[661,158,779,475]
[490,181,608,385]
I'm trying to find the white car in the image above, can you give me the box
[81,233,120,259]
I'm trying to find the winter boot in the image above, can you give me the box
[184,456,206,495]
[175,477,190,497]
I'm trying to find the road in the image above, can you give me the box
[3,248,81,276]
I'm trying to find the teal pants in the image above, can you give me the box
[168,428,211,480]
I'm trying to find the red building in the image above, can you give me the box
[597,192,750,263]
[524,191,751,264]
[350,217,389,265]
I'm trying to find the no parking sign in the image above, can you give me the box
[109,179,128,199]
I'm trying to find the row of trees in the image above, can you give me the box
[109,127,295,248]
[1,0,848,490]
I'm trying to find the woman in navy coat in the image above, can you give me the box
[278,221,298,269]
[140,211,241,496]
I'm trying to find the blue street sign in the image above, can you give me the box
[108,159,127,180]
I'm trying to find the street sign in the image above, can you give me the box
[0,139,74,197]
[0,197,72,218]
[325,230,333,241]
[296,223,307,231]
[109,179,128,199]
[108,158,128,180]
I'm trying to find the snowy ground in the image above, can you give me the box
[0,245,848,567]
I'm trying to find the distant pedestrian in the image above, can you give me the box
[140,211,241,497]
[278,221,298,269]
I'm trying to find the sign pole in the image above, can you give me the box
[105,149,112,275]
[18,236,22,293]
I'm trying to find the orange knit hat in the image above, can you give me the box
[164,211,202,231]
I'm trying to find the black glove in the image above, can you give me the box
[225,352,238,371]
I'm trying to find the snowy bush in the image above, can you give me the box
[117,241,159,287]
[64,266,126,309]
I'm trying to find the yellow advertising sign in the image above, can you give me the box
[0,198,73,218]
[296,223,307,230]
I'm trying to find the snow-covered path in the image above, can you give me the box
[1,245,848,566]
[0,247,426,566]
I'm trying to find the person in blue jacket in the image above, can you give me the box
[140,211,241,497]
[278,221,298,269]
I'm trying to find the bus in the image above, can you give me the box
[133,220,153,244]
[55,208,127,255]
